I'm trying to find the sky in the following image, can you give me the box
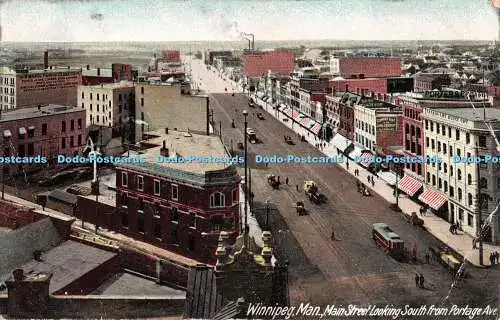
[0,0,498,42]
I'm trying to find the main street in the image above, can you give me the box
[189,57,499,314]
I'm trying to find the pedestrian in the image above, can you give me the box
[415,273,420,287]
[472,238,477,249]
[425,252,430,264]
[331,230,336,241]
[346,161,349,170]
[412,246,417,261]
[419,274,425,288]
[285,177,289,185]
[490,252,494,265]
[356,180,361,191]
[495,251,499,264]
[449,225,455,234]
[95,224,99,234]
[296,184,299,191]
[277,176,280,183]
[371,178,375,187]
[367,175,371,183]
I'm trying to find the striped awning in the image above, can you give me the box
[300,117,311,127]
[278,104,287,112]
[311,123,322,134]
[283,108,292,117]
[418,189,448,210]
[398,175,423,196]
[331,134,351,153]
[378,171,397,186]
[292,110,300,120]
[348,145,363,160]
[359,151,374,167]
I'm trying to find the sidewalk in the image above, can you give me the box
[253,95,500,268]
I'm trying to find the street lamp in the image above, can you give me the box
[243,110,249,242]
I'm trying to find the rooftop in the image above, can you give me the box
[429,108,500,122]
[73,174,117,207]
[79,81,135,89]
[82,68,113,77]
[1,240,117,294]
[123,129,233,176]
[0,104,83,123]
[0,66,82,75]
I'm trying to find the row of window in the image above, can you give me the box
[425,120,487,147]
[356,119,375,135]
[121,172,238,208]
[61,135,83,149]
[81,92,108,101]
[85,103,111,113]
[355,133,374,150]
[404,108,421,121]
[0,78,15,86]
[89,114,110,126]
[61,119,83,132]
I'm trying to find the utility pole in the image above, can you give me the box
[475,144,484,265]
[395,171,399,207]
[243,110,249,245]
[248,167,252,213]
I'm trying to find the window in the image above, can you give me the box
[443,143,447,154]
[444,181,448,192]
[430,122,434,132]
[448,127,451,138]
[425,137,429,148]
[70,120,74,131]
[436,124,440,134]
[170,228,178,244]
[450,186,454,197]
[426,172,430,183]
[61,137,66,149]
[119,94,122,101]
[78,118,82,129]
[70,136,74,147]
[97,105,99,112]
[61,121,66,132]
[210,192,225,208]
[458,188,462,201]
[425,120,428,130]
[188,235,196,251]
[137,211,145,233]
[137,176,144,191]
[78,135,82,146]
[141,98,144,106]
[456,148,461,157]
[442,125,445,136]
[456,129,460,140]
[467,214,474,226]
[458,208,464,221]
[118,105,122,113]
[432,175,436,186]
[138,199,144,211]
[232,189,238,204]
[121,193,128,206]
[27,143,34,156]
[153,204,161,218]
[90,93,93,100]
[449,146,453,156]
[189,212,196,228]
[42,123,47,136]
[468,193,473,206]
[171,207,179,222]
[431,139,435,149]
[450,165,453,176]
[81,92,84,99]
[153,221,161,239]
[90,104,92,111]
[466,133,470,144]
[97,93,100,101]
[478,135,487,148]
[121,172,128,187]
[27,127,34,138]
[437,141,441,152]
[480,177,487,189]
[457,169,462,180]
[171,184,178,200]
[154,180,161,195]
[121,212,128,227]
[467,174,472,185]
[438,178,442,189]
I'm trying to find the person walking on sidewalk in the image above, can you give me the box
[371,178,375,187]
[285,177,289,185]
[296,184,299,191]
[419,274,425,288]
[415,273,420,287]
[346,161,349,170]
[473,238,477,249]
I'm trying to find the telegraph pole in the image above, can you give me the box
[475,144,484,265]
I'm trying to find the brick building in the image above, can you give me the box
[0,67,82,110]
[82,67,113,85]
[77,82,135,128]
[243,51,295,77]
[111,63,133,82]
[413,73,451,92]
[162,50,181,62]
[134,83,209,141]
[330,57,402,78]
[115,129,241,264]
[0,104,86,172]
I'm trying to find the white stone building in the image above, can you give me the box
[423,107,500,244]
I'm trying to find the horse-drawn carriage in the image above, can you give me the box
[356,182,371,196]
[296,201,307,216]
[267,174,280,189]
[237,142,244,150]
[284,136,295,145]
[428,246,467,278]
[403,212,424,226]
[304,181,326,204]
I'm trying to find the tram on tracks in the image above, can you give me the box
[372,223,405,260]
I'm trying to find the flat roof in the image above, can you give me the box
[73,174,117,207]
[430,108,500,121]
[82,68,113,77]
[0,104,83,122]
[1,240,117,294]
[92,272,186,297]
[124,129,232,175]
[79,82,134,89]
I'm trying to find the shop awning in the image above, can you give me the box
[418,189,448,210]
[3,130,11,138]
[283,108,292,118]
[256,92,265,98]
[398,175,423,196]
[19,127,26,135]
[311,123,322,134]
[300,117,311,127]
[348,145,363,160]
[278,104,287,112]
[331,134,351,153]
[292,110,300,120]
[359,151,374,167]
[378,171,398,186]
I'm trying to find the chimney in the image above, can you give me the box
[165,127,169,134]
[43,51,48,69]
[37,105,41,111]
[86,64,90,70]
[160,140,169,157]
[67,66,70,69]
[97,68,101,76]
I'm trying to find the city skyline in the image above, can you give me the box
[0,0,498,42]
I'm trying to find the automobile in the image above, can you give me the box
[257,113,265,120]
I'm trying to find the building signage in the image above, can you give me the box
[376,116,397,131]
[423,90,466,99]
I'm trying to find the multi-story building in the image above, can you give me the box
[330,57,402,78]
[399,91,489,190]
[413,73,451,92]
[134,83,209,141]
[116,129,241,263]
[422,108,500,244]
[77,82,135,128]
[0,67,82,110]
[0,104,86,171]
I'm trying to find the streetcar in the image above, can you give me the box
[372,223,405,260]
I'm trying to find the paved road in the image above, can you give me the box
[187,58,499,315]
[209,93,499,312]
